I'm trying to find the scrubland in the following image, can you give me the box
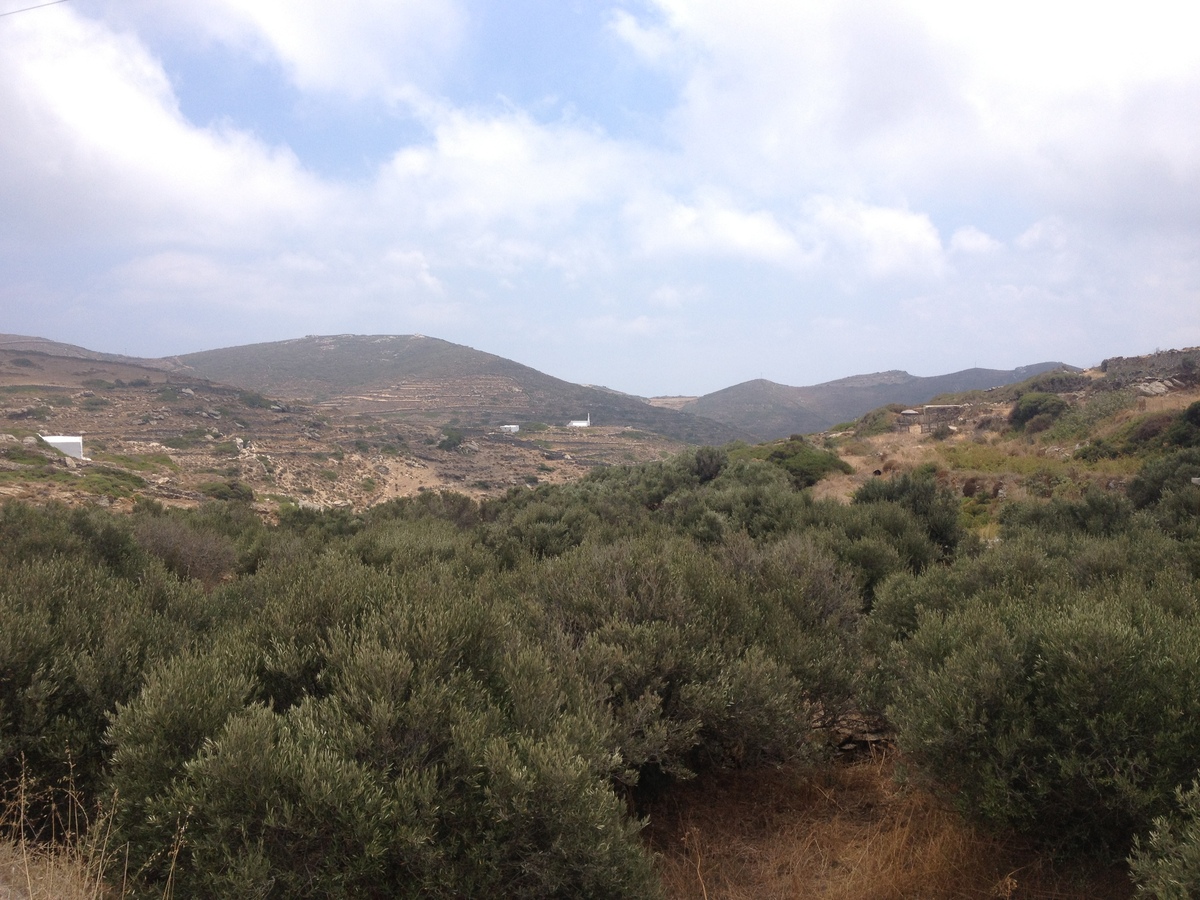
[3,376,1200,898]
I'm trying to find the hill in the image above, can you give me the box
[173,334,744,445]
[683,363,1073,440]
[0,341,695,511]
[0,333,173,369]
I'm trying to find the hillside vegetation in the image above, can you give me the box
[682,361,1070,440]
[0,345,691,510]
[174,335,745,445]
[2,345,1200,898]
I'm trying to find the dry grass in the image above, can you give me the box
[0,775,123,900]
[645,751,1134,900]
[0,837,115,900]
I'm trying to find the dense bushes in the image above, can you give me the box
[1130,779,1200,898]
[872,499,1200,857]
[0,557,201,802]
[98,512,865,896]
[3,444,1200,893]
[852,466,962,555]
[86,454,874,896]
[1165,401,1200,448]
[1009,392,1069,430]
[1129,448,1200,508]
[107,562,659,898]
[888,581,1200,854]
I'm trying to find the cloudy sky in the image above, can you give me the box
[1,0,1197,395]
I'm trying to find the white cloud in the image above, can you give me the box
[1016,218,1070,253]
[2,1,1198,393]
[381,109,634,232]
[608,9,677,67]
[623,0,1200,221]
[647,284,698,310]
[0,10,332,248]
[810,199,945,278]
[897,0,1200,94]
[950,226,1001,255]
[625,190,804,263]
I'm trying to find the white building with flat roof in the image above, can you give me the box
[40,435,85,459]
[567,414,591,427]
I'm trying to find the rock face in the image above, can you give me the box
[1101,347,1200,387]
[1134,378,1189,396]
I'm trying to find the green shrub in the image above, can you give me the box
[853,468,962,555]
[134,516,238,586]
[1074,439,1121,461]
[1024,412,1056,433]
[727,437,852,489]
[998,490,1132,537]
[0,555,197,801]
[689,445,728,483]
[76,466,147,498]
[1130,779,1200,899]
[768,440,852,488]
[238,391,274,409]
[1047,389,1135,442]
[198,479,255,503]
[107,557,660,898]
[506,531,860,786]
[0,501,145,576]
[855,405,905,437]
[350,517,492,577]
[885,568,1200,857]
[1128,449,1200,508]
[438,426,464,451]
[1164,401,1200,448]
[878,528,1200,859]
[1009,392,1069,429]
[1022,370,1091,394]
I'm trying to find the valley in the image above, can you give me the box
[3,334,1200,900]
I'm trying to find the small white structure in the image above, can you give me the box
[40,435,85,460]
[567,414,591,428]
[498,424,520,433]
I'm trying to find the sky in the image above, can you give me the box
[1,0,1198,396]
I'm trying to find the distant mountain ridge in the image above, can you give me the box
[683,363,1074,441]
[3,331,1077,444]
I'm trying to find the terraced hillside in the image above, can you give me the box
[0,346,683,512]
[173,334,745,445]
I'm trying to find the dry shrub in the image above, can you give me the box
[645,752,1133,900]
[133,517,235,586]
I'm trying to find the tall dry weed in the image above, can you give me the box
[0,765,123,900]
